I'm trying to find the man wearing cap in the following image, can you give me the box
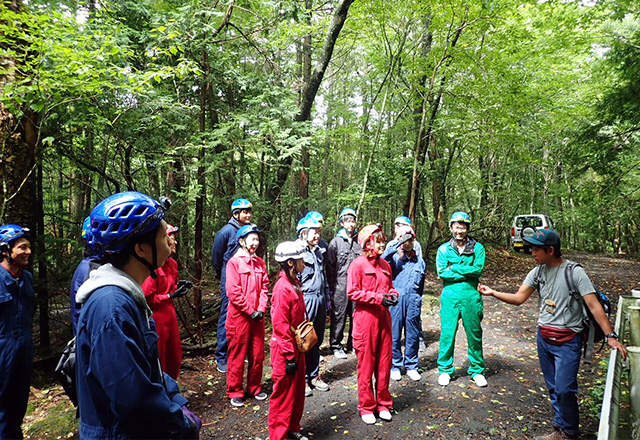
[0,225,34,439]
[295,216,331,396]
[479,229,626,440]
[211,198,253,373]
[326,208,362,359]
[383,226,426,381]
[436,211,487,387]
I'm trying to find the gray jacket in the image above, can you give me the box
[326,229,362,297]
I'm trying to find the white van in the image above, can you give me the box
[510,214,556,253]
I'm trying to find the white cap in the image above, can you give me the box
[275,241,306,262]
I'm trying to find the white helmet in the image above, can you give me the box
[275,241,306,262]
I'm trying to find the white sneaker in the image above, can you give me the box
[472,374,487,387]
[438,373,451,386]
[378,410,392,421]
[361,413,376,424]
[407,369,421,381]
[333,348,348,359]
[390,369,402,381]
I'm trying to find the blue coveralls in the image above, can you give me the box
[211,217,243,367]
[383,244,426,372]
[76,284,195,439]
[296,240,330,383]
[0,265,34,440]
[69,255,100,335]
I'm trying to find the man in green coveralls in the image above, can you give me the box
[436,211,487,387]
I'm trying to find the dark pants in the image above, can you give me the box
[304,293,326,381]
[330,290,353,351]
[537,330,582,436]
[215,286,229,365]
[0,338,33,440]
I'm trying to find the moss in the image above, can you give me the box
[24,401,78,440]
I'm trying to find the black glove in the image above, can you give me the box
[285,358,297,376]
[381,293,398,307]
[250,310,264,320]
[169,280,193,299]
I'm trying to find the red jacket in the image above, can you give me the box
[347,255,398,310]
[225,250,269,318]
[270,272,306,359]
[142,258,179,309]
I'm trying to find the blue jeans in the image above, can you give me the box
[215,287,229,365]
[304,293,326,382]
[390,293,422,371]
[537,329,582,436]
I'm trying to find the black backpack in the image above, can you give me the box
[534,261,612,363]
[55,336,78,406]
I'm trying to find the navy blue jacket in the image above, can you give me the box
[75,266,195,439]
[383,244,426,296]
[70,255,100,335]
[211,217,244,288]
[0,265,34,439]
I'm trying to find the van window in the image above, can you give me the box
[515,216,543,228]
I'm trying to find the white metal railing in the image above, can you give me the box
[598,290,640,440]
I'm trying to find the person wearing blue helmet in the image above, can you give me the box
[305,211,329,252]
[436,211,487,388]
[69,216,102,335]
[296,216,331,396]
[211,198,253,373]
[225,224,269,406]
[386,216,423,258]
[0,224,33,439]
[326,208,361,359]
[74,192,201,439]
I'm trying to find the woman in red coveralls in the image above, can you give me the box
[225,224,269,406]
[347,224,399,425]
[269,241,309,440]
[141,224,184,379]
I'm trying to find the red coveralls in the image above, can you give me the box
[141,257,182,379]
[347,255,396,416]
[225,250,269,398]
[269,272,307,440]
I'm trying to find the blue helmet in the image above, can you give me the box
[339,208,357,222]
[89,192,170,253]
[231,198,252,213]
[237,224,260,240]
[0,224,30,253]
[450,211,471,225]
[394,216,412,226]
[81,216,96,250]
[306,211,324,225]
[297,216,322,234]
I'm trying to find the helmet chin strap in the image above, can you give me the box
[133,241,159,279]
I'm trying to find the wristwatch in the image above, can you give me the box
[606,332,619,339]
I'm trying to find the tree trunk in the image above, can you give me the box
[261,0,355,232]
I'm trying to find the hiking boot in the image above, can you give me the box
[230,397,244,407]
[287,432,309,440]
[216,362,227,374]
[305,384,313,397]
[534,430,577,440]
[361,413,376,424]
[472,374,488,387]
[390,369,402,381]
[438,373,451,386]
[333,348,348,359]
[310,378,330,391]
[378,410,392,421]
[254,391,268,401]
[407,369,421,381]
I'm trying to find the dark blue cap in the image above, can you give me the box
[523,229,560,249]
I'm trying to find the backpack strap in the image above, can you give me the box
[533,264,544,291]
[564,261,596,363]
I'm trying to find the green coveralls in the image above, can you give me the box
[436,238,486,377]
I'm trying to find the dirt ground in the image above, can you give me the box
[23,249,640,439]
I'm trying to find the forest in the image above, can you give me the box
[1,0,639,352]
